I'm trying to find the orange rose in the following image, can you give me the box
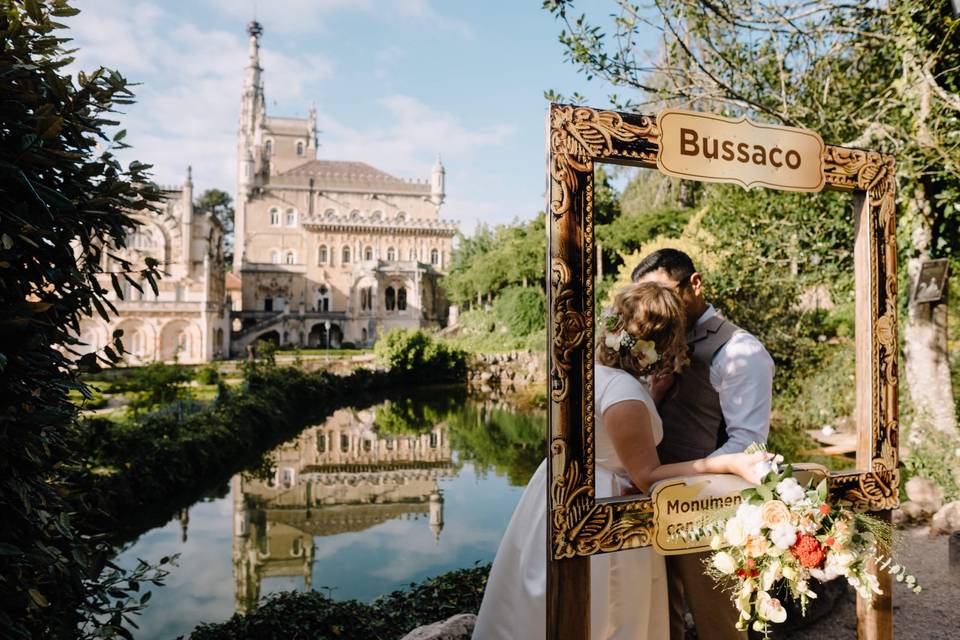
[761,500,791,529]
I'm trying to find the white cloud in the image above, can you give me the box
[67,0,328,191]
[208,0,473,38]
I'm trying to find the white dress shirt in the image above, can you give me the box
[695,305,775,456]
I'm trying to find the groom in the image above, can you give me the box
[632,249,774,640]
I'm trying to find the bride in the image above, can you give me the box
[473,282,769,640]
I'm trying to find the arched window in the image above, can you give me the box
[317,433,326,454]
[385,286,396,311]
[318,245,328,264]
[271,250,280,264]
[342,246,351,264]
[430,248,440,265]
[285,251,295,265]
[285,208,296,227]
[350,209,361,220]
[397,287,407,311]
[387,247,396,261]
[340,433,350,453]
[264,139,273,155]
[291,537,302,556]
[371,210,383,220]
[361,327,368,342]
[317,285,329,312]
[364,246,373,261]
[360,287,371,311]
[269,208,280,226]
[296,140,305,156]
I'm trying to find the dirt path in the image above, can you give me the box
[785,527,959,639]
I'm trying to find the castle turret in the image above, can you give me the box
[429,490,444,543]
[181,166,193,269]
[430,155,445,206]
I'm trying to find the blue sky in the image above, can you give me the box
[67,1,659,234]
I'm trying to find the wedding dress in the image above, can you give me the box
[473,365,668,640]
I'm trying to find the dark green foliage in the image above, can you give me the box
[193,188,233,264]
[444,214,546,308]
[596,205,692,274]
[123,361,193,415]
[189,564,490,640]
[374,329,467,380]
[0,2,176,636]
[447,404,546,486]
[493,286,547,337]
[194,363,221,385]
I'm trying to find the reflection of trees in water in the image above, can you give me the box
[369,390,547,487]
[446,403,546,487]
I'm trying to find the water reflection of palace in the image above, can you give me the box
[232,407,454,613]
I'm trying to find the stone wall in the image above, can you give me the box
[467,350,546,394]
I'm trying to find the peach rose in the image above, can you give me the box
[744,534,770,558]
[761,500,791,529]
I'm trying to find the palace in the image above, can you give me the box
[76,21,458,364]
[230,21,458,352]
[76,171,231,364]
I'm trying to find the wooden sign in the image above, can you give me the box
[656,108,826,192]
[650,465,829,555]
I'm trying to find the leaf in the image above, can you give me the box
[0,543,22,556]
[139,591,152,605]
[28,589,49,608]
[816,479,828,502]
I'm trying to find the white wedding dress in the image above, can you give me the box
[473,365,668,640]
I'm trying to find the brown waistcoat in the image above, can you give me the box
[657,313,742,464]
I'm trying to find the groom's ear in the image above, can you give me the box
[689,272,703,297]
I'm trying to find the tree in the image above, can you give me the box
[546,0,960,433]
[195,187,234,266]
[0,2,172,636]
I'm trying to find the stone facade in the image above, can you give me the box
[76,171,230,364]
[231,22,457,352]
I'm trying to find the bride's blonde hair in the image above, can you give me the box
[596,282,687,377]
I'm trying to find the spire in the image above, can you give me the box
[430,154,445,206]
[308,102,318,150]
[240,21,264,141]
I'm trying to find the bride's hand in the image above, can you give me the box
[648,367,674,404]
[726,451,774,484]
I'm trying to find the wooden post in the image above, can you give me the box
[546,555,590,639]
[852,191,893,640]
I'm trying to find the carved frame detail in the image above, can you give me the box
[546,104,899,560]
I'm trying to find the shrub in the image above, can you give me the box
[189,564,491,640]
[374,329,467,382]
[195,364,221,385]
[493,286,547,337]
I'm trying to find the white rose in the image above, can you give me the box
[775,477,805,505]
[725,518,748,547]
[713,551,737,575]
[770,522,798,550]
[710,535,724,551]
[736,503,764,535]
[756,592,788,623]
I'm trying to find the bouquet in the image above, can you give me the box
[680,445,920,635]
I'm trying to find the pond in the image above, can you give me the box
[114,390,545,639]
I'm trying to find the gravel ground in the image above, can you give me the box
[784,526,960,640]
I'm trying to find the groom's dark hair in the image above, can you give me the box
[631,248,697,285]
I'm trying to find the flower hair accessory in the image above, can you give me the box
[601,312,660,367]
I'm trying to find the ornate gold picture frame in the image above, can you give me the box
[546,103,899,565]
